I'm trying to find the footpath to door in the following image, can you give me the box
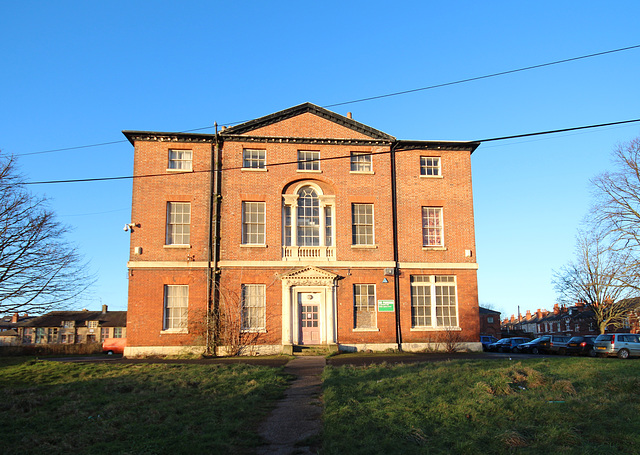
[257,355,326,454]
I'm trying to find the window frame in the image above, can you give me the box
[420,156,441,177]
[167,149,193,172]
[410,275,459,329]
[297,187,321,246]
[422,206,444,248]
[241,284,266,331]
[241,201,266,245]
[297,150,320,172]
[242,148,266,170]
[163,285,189,332]
[282,183,335,257]
[166,202,191,246]
[351,203,375,246]
[350,152,373,173]
[353,284,377,330]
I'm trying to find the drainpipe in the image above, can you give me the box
[206,123,222,356]
[390,142,403,351]
[205,127,214,355]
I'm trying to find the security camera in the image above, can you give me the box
[124,222,139,233]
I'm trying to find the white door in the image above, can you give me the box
[299,292,320,345]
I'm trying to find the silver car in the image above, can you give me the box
[594,333,640,359]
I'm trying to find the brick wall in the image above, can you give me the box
[125,105,480,353]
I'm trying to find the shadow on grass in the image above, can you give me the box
[0,360,290,454]
[321,357,640,454]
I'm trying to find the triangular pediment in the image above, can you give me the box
[221,102,395,141]
[280,265,338,281]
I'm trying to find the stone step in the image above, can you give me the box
[292,345,338,356]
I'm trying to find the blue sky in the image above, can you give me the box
[1,2,639,320]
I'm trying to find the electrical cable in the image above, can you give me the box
[323,44,640,108]
[13,44,640,157]
[22,117,640,185]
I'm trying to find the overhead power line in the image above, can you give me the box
[323,44,640,108]
[14,44,640,157]
[23,117,640,185]
[472,118,640,143]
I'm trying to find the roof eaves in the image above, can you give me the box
[122,130,216,145]
[394,140,481,154]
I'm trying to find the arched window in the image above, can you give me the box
[297,186,319,246]
[283,183,335,260]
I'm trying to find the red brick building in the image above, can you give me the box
[123,103,481,356]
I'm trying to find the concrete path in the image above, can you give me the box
[257,356,326,454]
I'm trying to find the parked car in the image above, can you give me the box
[515,336,550,354]
[565,335,598,356]
[594,333,640,359]
[102,337,126,355]
[487,337,529,353]
[538,335,572,355]
[480,335,499,351]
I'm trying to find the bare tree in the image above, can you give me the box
[192,283,262,356]
[553,228,637,333]
[216,285,262,356]
[0,154,93,314]
[592,137,640,265]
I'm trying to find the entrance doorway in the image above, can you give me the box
[299,292,320,344]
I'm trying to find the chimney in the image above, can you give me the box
[347,112,352,119]
[526,310,532,320]
[553,303,560,315]
[510,314,516,323]
[102,304,108,314]
[11,313,19,324]
[536,309,542,319]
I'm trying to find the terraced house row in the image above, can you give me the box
[123,103,481,356]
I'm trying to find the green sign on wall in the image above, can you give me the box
[377,300,395,312]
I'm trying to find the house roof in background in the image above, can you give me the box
[19,311,126,328]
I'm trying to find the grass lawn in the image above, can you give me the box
[322,356,640,454]
[0,357,291,454]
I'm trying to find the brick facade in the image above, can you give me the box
[123,103,481,356]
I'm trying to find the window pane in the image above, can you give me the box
[241,284,266,330]
[435,282,457,326]
[352,203,374,245]
[297,186,320,246]
[411,276,431,327]
[298,151,320,171]
[167,202,191,245]
[354,284,376,329]
[420,156,440,176]
[410,275,457,328]
[242,202,266,244]
[165,285,188,330]
[422,207,443,246]
[168,149,193,170]
[350,152,372,172]
[243,149,266,169]
[325,206,332,247]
